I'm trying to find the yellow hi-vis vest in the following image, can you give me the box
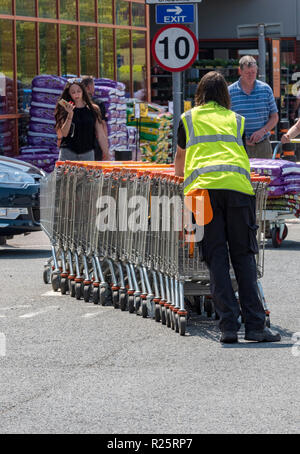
[182,102,254,196]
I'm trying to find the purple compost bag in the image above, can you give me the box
[95,78,126,92]
[31,91,60,105]
[267,185,286,196]
[29,122,56,135]
[250,158,300,177]
[28,132,57,147]
[283,174,300,185]
[270,175,285,186]
[30,106,56,121]
[31,100,56,110]
[284,183,300,194]
[32,86,62,96]
[0,120,10,133]
[20,145,56,154]
[32,75,66,90]
[0,133,12,147]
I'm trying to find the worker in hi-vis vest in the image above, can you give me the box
[175,71,280,344]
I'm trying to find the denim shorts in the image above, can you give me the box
[59,148,95,161]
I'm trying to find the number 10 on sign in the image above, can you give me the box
[151,24,198,72]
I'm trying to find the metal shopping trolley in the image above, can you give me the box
[41,162,271,335]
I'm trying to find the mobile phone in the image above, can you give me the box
[58,99,69,109]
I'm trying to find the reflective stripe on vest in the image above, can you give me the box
[184,109,244,148]
[183,164,251,190]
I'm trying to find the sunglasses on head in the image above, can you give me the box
[67,77,82,84]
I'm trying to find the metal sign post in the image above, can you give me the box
[237,23,282,82]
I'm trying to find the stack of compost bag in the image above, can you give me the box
[250,158,300,217]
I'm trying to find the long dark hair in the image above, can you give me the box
[55,80,102,129]
[194,71,231,109]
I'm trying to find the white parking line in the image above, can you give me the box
[81,311,102,318]
[42,291,64,297]
[19,306,59,319]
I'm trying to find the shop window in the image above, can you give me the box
[0,20,16,115]
[60,0,76,21]
[16,0,36,17]
[116,0,129,26]
[39,0,57,18]
[61,24,78,76]
[80,27,97,76]
[0,119,17,156]
[99,28,114,80]
[16,21,37,102]
[132,31,146,100]
[0,0,12,14]
[116,29,130,95]
[98,0,113,24]
[79,0,96,22]
[39,23,58,75]
[131,3,145,27]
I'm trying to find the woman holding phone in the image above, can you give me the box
[55,78,109,161]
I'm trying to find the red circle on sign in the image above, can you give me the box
[151,24,199,73]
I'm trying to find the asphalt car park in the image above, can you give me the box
[0,225,299,434]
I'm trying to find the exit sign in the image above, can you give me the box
[156,4,194,24]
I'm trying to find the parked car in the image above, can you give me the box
[0,155,45,243]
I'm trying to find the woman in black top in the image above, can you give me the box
[55,78,109,161]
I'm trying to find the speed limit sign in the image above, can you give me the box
[151,24,198,72]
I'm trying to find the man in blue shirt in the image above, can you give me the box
[229,55,279,158]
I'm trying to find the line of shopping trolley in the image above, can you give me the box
[40,160,271,335]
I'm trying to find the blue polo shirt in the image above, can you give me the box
[228,79,278,141]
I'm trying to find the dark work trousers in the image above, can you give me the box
[199,189,266,333]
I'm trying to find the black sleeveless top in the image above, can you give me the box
[60,106,96,154]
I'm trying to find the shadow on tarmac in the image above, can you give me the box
[186,315,295,348]
[0,247,50,260]
[265,239,300,251]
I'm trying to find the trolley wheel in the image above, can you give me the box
[69,280,76,298]
[154,303,161,322]
[75,282,82,300]
[179,315,186,336]
[166,307,172,328]
[113,290,119,309]
[170,310,176,330]
[51,274,60,292]
[128,295,135,313]
[92,286,99,304]
[161,305,166,325]
[204,298,213,318]
[119,292,127,311]
[134,296,141,314]
[43,267,51,284]
[271,226,287,248]
[99,286,106,306]
[60,277,69,295]
[83,285,90,303]
[141,300,148,318]
[174,312,179,333]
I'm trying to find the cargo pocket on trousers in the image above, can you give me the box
[248,224,259,254]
